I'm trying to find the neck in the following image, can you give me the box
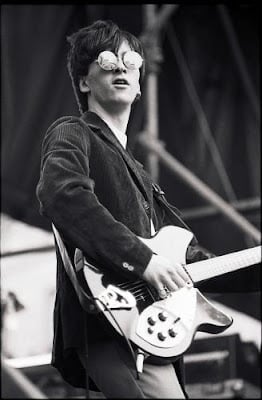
[89,102,130,134]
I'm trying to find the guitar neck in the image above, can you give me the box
[186,245,261,283]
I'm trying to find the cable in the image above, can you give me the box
[52,225,141,379]
[93,297,141,380]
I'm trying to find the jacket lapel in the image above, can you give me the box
[81,112,153,205]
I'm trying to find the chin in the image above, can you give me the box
[115,93,136,105]
[111,98,133,108]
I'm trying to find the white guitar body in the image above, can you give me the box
[139,225,194,265]
[79,226,261,360]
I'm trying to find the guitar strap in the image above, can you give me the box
[152,183,195,237]
[152,184,216,260]
[52,223,97,313]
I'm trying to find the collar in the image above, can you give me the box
[81,111,114,134]
[82,111,130,153]
[81,111,152,204]
[101,117,127,149]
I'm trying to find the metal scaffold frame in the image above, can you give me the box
[139,4,260,245]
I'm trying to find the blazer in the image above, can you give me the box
[36,111,210,390]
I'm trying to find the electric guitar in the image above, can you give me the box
[79,226,261,360]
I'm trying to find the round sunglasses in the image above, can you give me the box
[96,50,143,71]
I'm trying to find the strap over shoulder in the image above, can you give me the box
[152,182,194,234]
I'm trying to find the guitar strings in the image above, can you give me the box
[119,282,150,296]
[118,280,155,302]
[118,280,145,290]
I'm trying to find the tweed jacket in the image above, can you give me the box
[36,111,209,389]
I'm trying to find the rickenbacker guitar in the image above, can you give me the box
[79,226,261,360]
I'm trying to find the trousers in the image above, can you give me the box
[78,337,186,399]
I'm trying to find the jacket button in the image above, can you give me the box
[143,201,150,215]
[143,201,149,209]
[122,262,134,271]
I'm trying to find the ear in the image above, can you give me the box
[133,91,141,103]
[79,77,90,93]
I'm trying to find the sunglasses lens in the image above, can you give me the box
[97,51,117,70]
[97,50,143,71]
[123,51,143,70]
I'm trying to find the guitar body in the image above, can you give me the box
[81,226,233,359]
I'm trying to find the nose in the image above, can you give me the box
[114,56,127,73]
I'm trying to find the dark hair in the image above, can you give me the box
[67,20,145,114]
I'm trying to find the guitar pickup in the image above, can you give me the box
[95,285,137,311]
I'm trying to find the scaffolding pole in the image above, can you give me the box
[1,357,47,398]
[165,21,258,247]
[140,5,179,182]
[217,5,260,122]
[181,197,260,221]
[142,4,160,182]
[165,23,237,202]
[138,135,261,243]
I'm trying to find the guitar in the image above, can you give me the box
[78,225,261,360]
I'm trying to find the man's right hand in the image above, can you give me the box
[142,253,192,296]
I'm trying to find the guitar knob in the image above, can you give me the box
[157,332,167,341]
[147,327,154,334]
[168,328,177,337]
[147,316,157,326]
[158,311,168,321]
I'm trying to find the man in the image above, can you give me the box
[37,20,212,398]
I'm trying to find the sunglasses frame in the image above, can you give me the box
[96,50,143,71]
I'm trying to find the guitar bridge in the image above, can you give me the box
[95,285,137,311]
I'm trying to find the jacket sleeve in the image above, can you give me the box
[36,119,153,278]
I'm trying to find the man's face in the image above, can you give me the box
[80,40,141,110]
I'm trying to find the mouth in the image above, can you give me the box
[112,78,129,86]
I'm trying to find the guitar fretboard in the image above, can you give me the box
[187,245,261,283]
